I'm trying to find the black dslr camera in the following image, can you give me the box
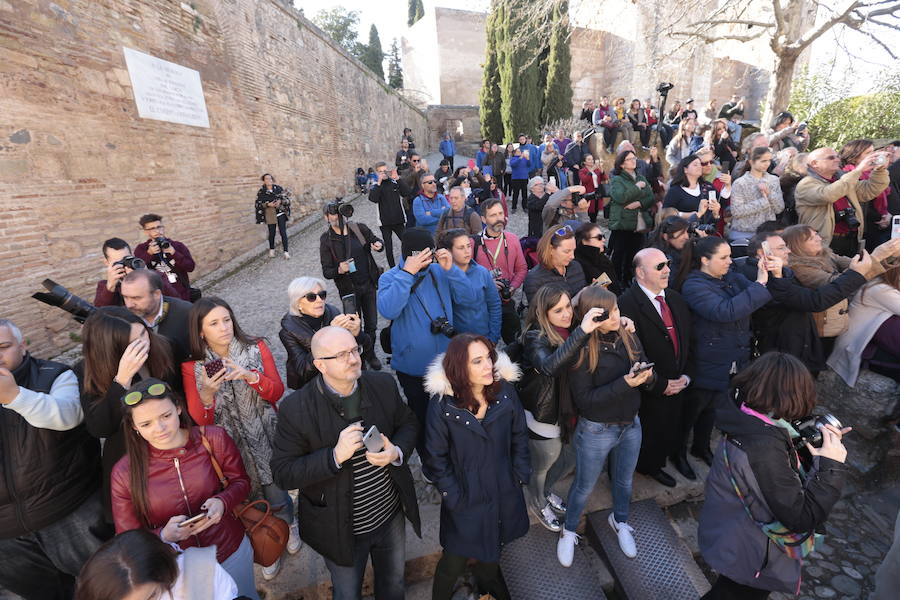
[32,279,96,323]
[491,268,513,302]
[154,236,172,250]
[791,414,843,451]
[835,207,859,229]
[430,316,457,339]
[656,82,674,95]
[688,221,718,236]
[113,255,146,270]
[570,190,596,204]
[325,197,354,219]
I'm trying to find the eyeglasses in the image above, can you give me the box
[587,234,604,241]
[316,345,362,362]
[699,161,712,166]
[653,260,672,271]
[553,225,573,238]
[124,382,168,406]
[303,290,327,302]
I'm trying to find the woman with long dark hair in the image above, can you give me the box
[254,173,291,260]
[79,307,176,522]
[424,334,530,600]
[699,353,849,599]
[109,379,256,598]
[662,154,722,229]
[608,150,655,284]
[75,529,238,600]
[648,216,694,290]
[182,296,296,579]
[557,286,655,565]
[574,222,620,293]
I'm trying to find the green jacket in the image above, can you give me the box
[609,171,654,231]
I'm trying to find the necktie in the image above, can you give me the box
[656,295,679,358]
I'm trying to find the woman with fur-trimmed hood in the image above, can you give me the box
[423,333,530,600]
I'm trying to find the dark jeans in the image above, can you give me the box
[0,491,107,600]
[267,214,289,251]
[502,173,512,196]
[635,125,651,147]
[323,509,406,600]
[432,551,511,600]
[608,230,645,285]
[680,387,723,457]
[500,299,521,344]
[637,390,686,474]
[380,223,406,268]
[509,179,527,210]
[396,371,429,458]
[702,575,770,599]
[355,286,378,357]
[829,234,858,258]
[655,123,673,148]
[602,126,620,150]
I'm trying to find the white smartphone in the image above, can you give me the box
[892,215,900,239]
[549,176,557,187]
[761,240,774,258]
[362,425,384,453]
[708,190,717,203]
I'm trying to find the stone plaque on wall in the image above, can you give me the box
[123,47,210,128]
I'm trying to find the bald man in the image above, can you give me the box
[618,248,694,486]
[271,326,420,598]
[795,147,890,252]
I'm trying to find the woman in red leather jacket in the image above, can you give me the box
[579,153,610,223]
[110,378,258,600]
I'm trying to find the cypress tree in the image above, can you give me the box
[498,1,542,141]
[479,5,504,142]
[408,0,425,27]
[388,38,403,89]
[541,1,573,124]
[361,24,385,80]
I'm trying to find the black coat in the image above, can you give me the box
[736,258,866,372]
[519,326,590,424]
[368,178,411,226]
[0,356,100,537]
[157,296,193,364]
[255,184,291,224]
[617,286,691,395]
[319,223,382,297]
[423,366,530,563]
[525,193,550,239]
[574,244,622,295]
[270,372,421,566]
[278,306,371,390]
[523,261,587,305]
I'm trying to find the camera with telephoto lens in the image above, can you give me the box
[835,207,860,229]
[491,268,513,302]
[113,255,146,270]
[790,414,843,451]
[688,221,718,236]
[656,82,674,95]
[325,197,354,219]
[570,190,596,204]
[154,236,172,250]
[32,279,96,324]
[430,316,457,338]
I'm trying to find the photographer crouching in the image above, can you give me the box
[699,352,850,599]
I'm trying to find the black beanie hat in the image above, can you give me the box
[401,227,434,259]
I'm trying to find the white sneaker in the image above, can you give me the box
[287,521,302,555]
[546,492,567,514]
[608,513,637,558]
[557,529,580,567]
[283,251,291,260]
[268,249,275,258]
[261,556,282,580]
[531,502,561,532]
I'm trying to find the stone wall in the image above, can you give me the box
[0,0,426,356]
[425,105,482,156]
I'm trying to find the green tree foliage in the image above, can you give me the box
[479,8,504,142]
[408,0,425,27]
[313,7,363,57]
[360,24,385,80]
[498,3,542,141]
[788,67,900,150]
[388,38,403,90]
[541,1,573,125]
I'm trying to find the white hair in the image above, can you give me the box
[287,277,327,316]
[0,319,23,343]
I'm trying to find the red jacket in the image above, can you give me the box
[182,340,284,426]
[110,426,250,562]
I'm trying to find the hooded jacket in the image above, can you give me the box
[423,352,530,563]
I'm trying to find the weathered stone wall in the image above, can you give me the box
[425,105,481,156]
[0,0,426,356]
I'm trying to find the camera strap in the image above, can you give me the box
[476,232,508,270]
[411,271,449,322]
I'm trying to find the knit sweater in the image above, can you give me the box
[729,171,785,233]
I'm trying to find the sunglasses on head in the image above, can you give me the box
[553,225,574,238]
[124,382,168,406]
[304,290,327,302]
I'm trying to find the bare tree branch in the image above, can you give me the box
[772,0,787,32]
[671,30,769,44]
[789,1,864,52]
[687,19,775,28]
[869,16,900,30]
[860,29,899,59]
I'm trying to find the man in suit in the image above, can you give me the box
[618,248,694,486]
[119,269,192,363]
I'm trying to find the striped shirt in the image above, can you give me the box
[349,447,400,535]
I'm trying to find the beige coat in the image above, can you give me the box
[794,167,889,246]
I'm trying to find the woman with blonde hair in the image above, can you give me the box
[522,226,587,303]
[665,117,702,168]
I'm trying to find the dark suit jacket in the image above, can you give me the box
[157,296,192,363]
[618,285,691,396]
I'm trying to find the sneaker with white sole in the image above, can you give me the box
[557,529,580,567]
[287,522,302,555]
[608,513,637,558]
[283,251,291,260]
[531,502,561,532]
[261,556,282,580]
[268,249,275,258]
[546,492,567,514]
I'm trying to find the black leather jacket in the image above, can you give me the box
[279,306,371,390]
[518,326,589,424]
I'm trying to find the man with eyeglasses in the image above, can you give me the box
[412,174,450,236]
[271,326,420,600]
[796,147,890,249]
[134,213,195,302]
[618,248,693,487]
[0,318,105,599]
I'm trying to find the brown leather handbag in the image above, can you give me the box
[199,428,289,567]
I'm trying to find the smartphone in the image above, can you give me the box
[467,159,476,170]
[633,362,655,375]
[177,511,208,528]
[892,215,900,239]
[761,240,774,258]
[347,257,357,273]
[204,359,224,378]
[591,308,609,323]
[708,190,717,203]
[362,425,384,453]
[341,293,358,316]
[592,273,613,287]
[549,176,557,188]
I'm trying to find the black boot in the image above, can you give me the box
[670,453,696,480]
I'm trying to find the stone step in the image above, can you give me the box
[585,499,711,600]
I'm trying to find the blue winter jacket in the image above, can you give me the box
[453,262,502,342]
[681,269,772,391]
[440,139,456,157]
[510,156,530,180]
[377,262,478,376]
[524,143,541,172]
[476,150,488,170]
[412,193,451,234]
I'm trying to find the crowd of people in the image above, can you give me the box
[4,104,900,600]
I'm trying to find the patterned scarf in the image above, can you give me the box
[193,338,277,490]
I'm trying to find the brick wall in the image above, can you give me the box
[0,0,426,355]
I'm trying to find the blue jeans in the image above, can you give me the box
[220,535,258,600]
[323,509,406,600]
[564,416,642,530]
[261,483,293,525]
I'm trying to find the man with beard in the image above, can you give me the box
[119,269,192,362]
